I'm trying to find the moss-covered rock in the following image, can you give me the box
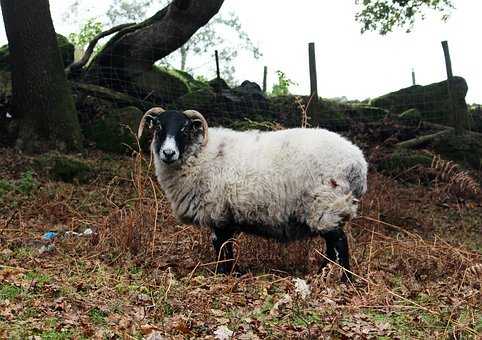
[399,108,422,124]
[166,68,208,91]
[177,83,273,126]
[469,104,482,133]
[35,153,93,183]
[370,77,469,127]
[132,68,189,105]
[56,34,75,67]
[0,34,74,72]
[268,96,387,130]
[208,78,230,92]
[431,131,482,170]
[0,71,11,100]
[83,106,144,154]
[377,149,433,175]
[0,45,10,72]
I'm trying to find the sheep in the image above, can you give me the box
[138,107,368,281]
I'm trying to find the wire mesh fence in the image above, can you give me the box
[64,32,475,138]
[1,25,478,153]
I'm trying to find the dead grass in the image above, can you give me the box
[0,147,481,339]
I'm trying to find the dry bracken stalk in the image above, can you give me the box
[295,95,312,128]
[430,154,480,196]
[466,264,482,278]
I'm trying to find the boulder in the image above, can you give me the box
[166,68,208,91]
[469,105,482,133]
[378,149,433,175]
[398,108,422,124]
[176,80,272,126]
[57,34,75,67]
[131,67,189,105]
[82,106,144,154]
[370,77,469,126]
[34,153,93,183]
[430,131,482,170]
[208,78,230,92]
[0,34,75,71]
[268,96,387,130]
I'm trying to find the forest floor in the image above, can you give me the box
[0,147,481,339]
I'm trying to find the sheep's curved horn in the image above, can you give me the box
[183,110,209,146]
[137,107,166,139]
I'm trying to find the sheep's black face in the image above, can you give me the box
[149,110,202,164]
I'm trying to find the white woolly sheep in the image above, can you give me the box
[138,107,368,281]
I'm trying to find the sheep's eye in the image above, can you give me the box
[180,121,189,133]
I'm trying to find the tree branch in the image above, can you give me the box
[85,0,225,84]
[66,23,136,75]
[396,129,453,149]
[173,0,192,11]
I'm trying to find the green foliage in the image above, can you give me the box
[35,154,93,183]
[68,18,103,51]
[24,272,51,288]
[88,308,107,325]
[0,283,24,300]
[356,0,454,34]
[271,71,297,97]
[17,170,39,194]
[0,178,14,198]
[0,171,39,199]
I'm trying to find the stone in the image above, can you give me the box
[370,77,469,127]
[82,106,144,154]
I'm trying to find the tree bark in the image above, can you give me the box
[84,0,224,92]
[1,0,82,151]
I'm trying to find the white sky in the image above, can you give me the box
[0,0,480,103]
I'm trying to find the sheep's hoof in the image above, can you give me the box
[216,270,243,278]
[215,262,241,277]
[318,258,330,271]
[340,271,353,283]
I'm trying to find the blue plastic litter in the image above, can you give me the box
[42,231,58,241]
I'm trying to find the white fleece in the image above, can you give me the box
[152,127,368,233]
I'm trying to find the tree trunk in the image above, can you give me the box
[84,0,224,93]
[1,0,82,152]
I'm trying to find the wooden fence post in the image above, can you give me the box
[308,42,318,104]
[212,50,223,93]
[441,40,465,134]
[215,50,221,80]
[263,66,268,93]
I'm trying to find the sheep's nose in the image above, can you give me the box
[163,149,175,159]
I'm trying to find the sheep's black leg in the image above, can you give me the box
[212,228,235,275]
[320,228,352,282]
